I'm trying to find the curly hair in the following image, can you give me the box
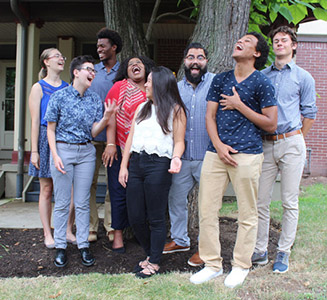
[247,32,269,70]
[96,28,123,54]
[113,55,155,83]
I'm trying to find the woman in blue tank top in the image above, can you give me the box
[28,48,75,248]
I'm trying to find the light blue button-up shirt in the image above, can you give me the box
[89,61,120,141]
[262,60,317,135]
[178,72,215,160]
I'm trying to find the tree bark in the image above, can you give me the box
[178,0,251,79]
[185,0,251,232]
[103,0,149,59]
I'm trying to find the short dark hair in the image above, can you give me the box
[96,27,123,54]
[113,55,155,83]
[247,32,269,70]
[271,26,297,57]
[184,42,208,58]
[70,55,95,82]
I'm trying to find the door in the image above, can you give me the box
[0,62,15,149]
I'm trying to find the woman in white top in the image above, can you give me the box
[119,66,186,278]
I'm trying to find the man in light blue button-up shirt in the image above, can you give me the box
[253,26,317,274]
[163,43,215,267]
[88,28,122,243]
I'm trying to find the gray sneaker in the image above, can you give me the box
[273,251,289,273]
[251,251,268,265]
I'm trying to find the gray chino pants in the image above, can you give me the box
[50,142,96,249]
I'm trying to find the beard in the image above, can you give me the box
[184,64,207,85]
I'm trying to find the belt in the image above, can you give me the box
[263,129,302,141]
[57,140,90,145]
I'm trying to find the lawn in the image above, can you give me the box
[0,184,326,300]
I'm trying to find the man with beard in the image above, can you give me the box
[163,43,215,267]
[88,28,122,243]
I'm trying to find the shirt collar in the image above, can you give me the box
[69,84,91,98]
[271,59,295,71]
[97,60,120,72]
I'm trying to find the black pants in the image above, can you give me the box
[127,151,172,264]
[107,146,129,229]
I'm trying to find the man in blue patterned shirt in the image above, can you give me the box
[252,26,317,274]
[163,43,214,267]
[190,32,277,287]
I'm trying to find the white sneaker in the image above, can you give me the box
[224,267,249,288]
[190,267,223,284]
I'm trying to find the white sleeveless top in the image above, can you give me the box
[131,102,174,158]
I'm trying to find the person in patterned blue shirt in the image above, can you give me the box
[45,55,116,268]
[190,32,277,288]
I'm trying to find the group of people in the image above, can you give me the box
[28,25,317,287]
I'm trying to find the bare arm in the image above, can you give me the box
[220,86,277,133]
[206,101,238,167]
[28,83,42,169]
[302,118,315,138]
[118,107,139,188]
[169,107,187,174]
[47,122,66,174]
[102,113,117,167]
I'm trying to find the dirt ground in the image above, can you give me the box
[0,217,280,278]
[1,176,324,279]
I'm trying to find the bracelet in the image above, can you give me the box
[172,156,181,160]
[106,143,116,147]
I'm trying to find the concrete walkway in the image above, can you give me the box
[0,199,104,229]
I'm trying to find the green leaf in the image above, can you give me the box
[279,6,294,23]
[269,10,278,22]
[320,0,327,10]
[253,2,268,13]
[291,0,315,10]
[248,23,262,33]
[288,4,308,24]
[313,7,327,20]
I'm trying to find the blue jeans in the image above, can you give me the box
[168,159,203,247]
[126,151,172,264]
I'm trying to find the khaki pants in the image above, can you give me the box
[89,142,113,233]
[199,151,263,270]
[256,134,306,254]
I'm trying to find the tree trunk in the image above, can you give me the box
[185,0,251,232]
[178,0,251,79]
[103,0,149,59]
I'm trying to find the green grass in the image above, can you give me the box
[0,184,327,300]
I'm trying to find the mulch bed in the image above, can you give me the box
[0,217,279,278]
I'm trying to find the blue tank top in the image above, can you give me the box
[39,79,68,126]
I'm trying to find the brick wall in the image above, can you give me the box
[156,39,188,73]
[296,41,327,176]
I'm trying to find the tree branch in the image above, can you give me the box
[145,0,162,42]
[155,6,197,23]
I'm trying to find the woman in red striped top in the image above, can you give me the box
[103,56,155,252]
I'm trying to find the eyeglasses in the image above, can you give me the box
[185,55,206,61]
[48,54,67,61]
[79,66,97,74]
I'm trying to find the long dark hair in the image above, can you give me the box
[137,66,186,135]
[113,55,155,83]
